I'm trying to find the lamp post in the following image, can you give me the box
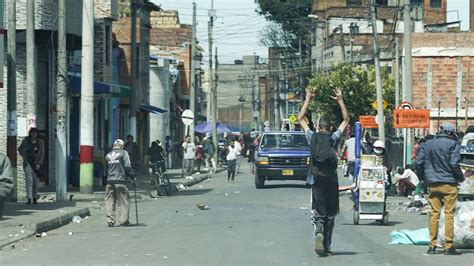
[308,14,328,72]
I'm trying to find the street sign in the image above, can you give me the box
[359,115,378,129]
[393,109,430,128]
[397,101,413,110]
[372,100,388,110]
[181,109,194,126]
[289,115,296,124]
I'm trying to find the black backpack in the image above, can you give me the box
[310,131,338,179]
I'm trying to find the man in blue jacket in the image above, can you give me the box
[416,123,464,255]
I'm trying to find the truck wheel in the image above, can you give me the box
[353,210,359,225]
[255,171,264,189]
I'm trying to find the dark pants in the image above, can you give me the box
[311,180,339,252]
[227,159,236,180]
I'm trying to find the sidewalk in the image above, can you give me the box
[0,166,224,249]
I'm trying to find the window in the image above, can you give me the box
[346,0,362,6]
[105,24,111,66]
[411,0,423,6]
[430,0,441,8]
[375,0,388,6]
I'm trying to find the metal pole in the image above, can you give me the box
[403,0,413,164]
[80,0,94,194]
[466,65,471,129]
[26,0,36,127]
[56,0,67,201]
[212,46,218,164]
[7,0,17,201]
[129,0,138,138]
[370,0,385,143]
[141,2,150,147]
[395,37,400,137]
[437,100,441,133]
[349,23,353,64]
[189,2,196,140]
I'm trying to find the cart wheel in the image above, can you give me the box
[353,210,359,225]
[381,211,389,226]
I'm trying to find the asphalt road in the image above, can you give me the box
[1,163,473,265]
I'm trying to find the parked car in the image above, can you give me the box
[254,131,310,188]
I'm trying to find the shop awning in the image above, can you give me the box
[139,104,168,114]
[68,75,129,98]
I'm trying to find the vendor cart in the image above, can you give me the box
[353,163,389,225]
[352,122,389,225]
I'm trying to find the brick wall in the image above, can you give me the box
[94,0,118,20]
[3,0,83,37]
[412,32,474,48]
[94,19,113,83]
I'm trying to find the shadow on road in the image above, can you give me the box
[177,188,214,196]
[340,220,403,226]
[331,251,359,256]
[262,184,310,189]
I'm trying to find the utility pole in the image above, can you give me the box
[403,0,413,164]
[395,37,400,137]
[80,0,94,194]
[189,2,197,140]
[349,23,354,64]
[212,47,218,164]
[337,25,346,63]
[141,0,151,147]
[208,0,218,164]
[370,0,385,143]
[7,0,17,201]
[56,0,67,201]
[27,0,36,128]
[129,0,138,139]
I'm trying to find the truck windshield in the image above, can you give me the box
[260,134,308,149]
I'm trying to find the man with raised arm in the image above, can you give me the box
[298,87,349,257]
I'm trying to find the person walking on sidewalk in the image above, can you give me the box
[234,136,242,174]
[182,135,196,178]
[416,123,464,255]
[203,136,217,173]
[18,127,45,205]
[0,152,13,219]
[165,136,174,169]
[124,135,140,172]
[104,139,135,227]
[226,139,239,182]
[342,132,356,182]
[298,87,349,257]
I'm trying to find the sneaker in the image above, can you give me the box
[314,233,326,256]
[444,248,461,255]
[426,246,437,254]
[32,198,38,205]
[26,199,32,205]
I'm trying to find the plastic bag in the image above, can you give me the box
[437,201,474,248]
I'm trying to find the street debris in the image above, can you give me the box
[68,232,73,236]
[38,194,55,203]
[187,213,195,216]
[176,184,187,191]
[198,185,203,188]
[9,244,15,249]
[20,230,25,234]
[36,232,48,238]
[72,216,82,224]
[225,193,228,197]
[437,201,474,248]
[196,203,209,210]
[389,228,429,245]
[234,191,240,194]
[163,256,168,259]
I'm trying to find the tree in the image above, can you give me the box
[306,64,395,125]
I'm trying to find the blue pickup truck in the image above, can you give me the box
[254,131,311,188]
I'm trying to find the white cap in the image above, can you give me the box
[113,139,124,149]
[373,140,385,149]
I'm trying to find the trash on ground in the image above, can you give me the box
[176,184,187,191]
[389,228,429,245]
[163,256,168,259]
[72,216,82,224]
[299,207,309,210]
[437,201,474,248]
[14,234,18,237]
[68,232,73,236]
[187,213,195,216]
[41,232,47,237]
[196,203,209,210]
[9,244,15,249]
[225,193,228,197]
[198,185,203,188]
[234,191,240,194]
[20,230,25,234]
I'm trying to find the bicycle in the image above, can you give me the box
[151,160,172,196]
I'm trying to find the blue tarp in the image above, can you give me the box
[194,122,231,134]
[389,228,430,245]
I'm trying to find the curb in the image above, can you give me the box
[0,207,90,249]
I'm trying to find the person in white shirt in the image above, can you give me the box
[234,136,242,174]
[392,166,419,196]
[226,140,240,182]
[182,135,196,177]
